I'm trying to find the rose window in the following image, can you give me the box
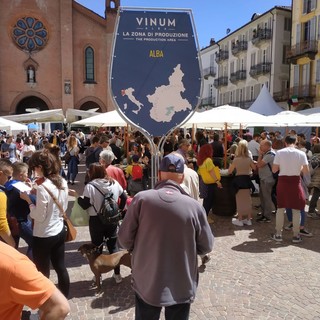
[12,17,48,52]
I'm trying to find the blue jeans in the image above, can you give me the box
[286,208,304,227]
[17,220,33,259]
[135,294,190,320]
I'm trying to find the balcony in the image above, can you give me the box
[200,96,216,108]
[290,85,316,100]
[213,76,228,88]
[230,70,247,84]
[233,100,253,109]
[251,28,272,46]
[231,40,248,56]
[215,50,229,63]
[286,40,318,64]
[203,66,216,79]
[249,62,272,78]
[273,89,290,102]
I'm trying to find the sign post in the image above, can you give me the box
[110,7,202,185]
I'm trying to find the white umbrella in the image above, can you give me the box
[184,104,269,128]
[265,110,308,127]
[0,117,28,133]
[3,109,65,123]
[71,110,127,127]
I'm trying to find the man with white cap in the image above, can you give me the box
[118,153,213,320]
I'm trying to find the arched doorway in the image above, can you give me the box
[16,96,48,114]
[80,101,101,112]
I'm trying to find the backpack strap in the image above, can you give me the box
[265,151,276,175]
[88,181,112,213]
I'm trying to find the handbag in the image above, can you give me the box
[70,200,89,226]
[63,151,71,164]
[42,185,77,242]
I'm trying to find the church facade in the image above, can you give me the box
[0,0,120,116]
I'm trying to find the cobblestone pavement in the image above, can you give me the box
[22,163,320,319]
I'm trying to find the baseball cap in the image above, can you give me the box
[159,153,184,174]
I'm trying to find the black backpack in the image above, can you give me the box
[266,151,279,181]
[89,183,121,225]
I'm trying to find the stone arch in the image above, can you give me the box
[10,92,53,114]
[75,96,107,112]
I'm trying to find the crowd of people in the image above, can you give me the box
[1,125,320,319]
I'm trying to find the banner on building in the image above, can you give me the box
[110,8,202,137]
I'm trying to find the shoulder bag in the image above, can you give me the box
[42,184,77,242]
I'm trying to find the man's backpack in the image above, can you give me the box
[266,151,279,181]
[90,183,121,225]
[132,164,143,181]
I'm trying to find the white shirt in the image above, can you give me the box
[30,178,68,237]
[274,147,308,176]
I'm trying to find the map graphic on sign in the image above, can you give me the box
[121,64,192,122]
[111,9,202,137]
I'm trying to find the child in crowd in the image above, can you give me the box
[125,154,144,196]
[5,162,35,259]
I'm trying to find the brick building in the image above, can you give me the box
[0,0,119,116]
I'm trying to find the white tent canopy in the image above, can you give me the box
[0,117,28,133]
[184,104,269,128]
[264,110,308,127]
[248,84,284,115]
[71,110,127,127]
[65,109,100,123]
[3,109,65,123]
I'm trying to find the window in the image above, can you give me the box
[284,17,291,32]
[251,52,256,67]
[282,45,289,64]
[85,47,95,82]
[303,0,316,14]
[250,86,254,101]
[316,60,320,83]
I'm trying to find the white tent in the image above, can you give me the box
[265,110,308,127]
[297,107,320,115]
[65,109,100,123]
[71,110,127,127]
[3,109,65,123]
[248,84,284,115]
[184,104,269,128]
[0,117,28,133]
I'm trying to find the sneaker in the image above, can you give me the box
[201,254,211,265]
[271,233,283,242]
[292,236,302,243]
[299,228,313,237]
[256,216,271,223]
[243,219,252,226]
[307,212,320,219]
[232,218,244,227]
[113,273,122,284]
[272,210,277,215]
[284,223,293,230]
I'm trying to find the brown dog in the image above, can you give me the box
[78,243,132,294]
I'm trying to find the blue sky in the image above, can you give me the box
[76,0,291,48]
